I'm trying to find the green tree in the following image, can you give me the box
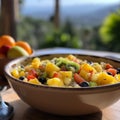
[42,20,82,48]
[17,16,49,49]
[99,10,120,52]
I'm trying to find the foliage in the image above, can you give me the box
[99,10,120,52]
[17,17,82,49]
[17,16,52,49]
[42,30,81,48]
[89,26,106,50]
[41,20,82,49]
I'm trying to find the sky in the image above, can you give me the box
[24,0,120,7]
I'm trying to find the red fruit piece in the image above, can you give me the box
[0,45,11,55]
[105,63,113,69]
[53,72,60,78]
[74,73,85,84]
[27,75,36,80]
[28,69,38,77]
[106,68,117,76]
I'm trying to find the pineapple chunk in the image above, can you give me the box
[47,78,64,87]
[92,63,103,72]
[28,78,41,85]
[11,69,19,78]
[45,62,60,75]
[59,71,72,79]
[31,57,41,69]
[79,63,97,81]
[59,71,73,85]
[96,72,118,85]
[115,74,120,82]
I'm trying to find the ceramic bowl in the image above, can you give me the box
[4,54,120,116]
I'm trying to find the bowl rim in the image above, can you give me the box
[4,53,120,93]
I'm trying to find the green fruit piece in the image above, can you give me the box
[7,46,29,58]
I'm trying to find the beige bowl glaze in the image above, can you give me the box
[4,54,120,116]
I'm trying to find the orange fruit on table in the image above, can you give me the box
[15,41,32,55]
[0,35,15,47]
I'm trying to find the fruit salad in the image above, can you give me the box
[11,55,120,87]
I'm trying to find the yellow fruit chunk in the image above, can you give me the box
[115,74,120,82]
[80,63,97,73]
[96,72,118,85]
[28,78,41,85]
[79,63,97,81]
[45,62,60,75]
[59,71,72,85]
[11,69,19,78]
[92,63,103,72]
[19,71,25,76]
[31,57,41,69]
[59,71,72,78]
[47,78,64,87]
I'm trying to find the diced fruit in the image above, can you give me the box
[27,75,36,80]
[92,63,102,72]
[52,71,72,85]
[89,81,97,87]
[53,72,61,78]
[28,69,38,77]
[105,63,113,69]
[28,78,41,85]
[106,68,117,76]
[11,69,19,78]
[74,73,85,84]
[45,62,60,75]
[31,57,41,69]
[19,71,25,77]
[47,78,64,87]
[80,63,97,73]
[59,71,72,85]
[59,71,72,79]
[67,54,80,63]
[74,73,89,87]
[79,63,96,81]
[115,74,120,82]
[91,73,99,82]
[63,78,72,86]
[96,72,118,85]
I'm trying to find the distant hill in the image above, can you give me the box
[21,4,120,27]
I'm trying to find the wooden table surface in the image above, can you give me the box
[2,88,120,120]
[1,48,120,120]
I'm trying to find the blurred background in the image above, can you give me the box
[0,0,120,52]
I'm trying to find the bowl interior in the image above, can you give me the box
[5,53,120,89]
